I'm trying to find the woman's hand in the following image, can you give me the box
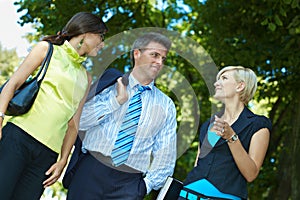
[42,159,67,188]
[213,115,236,141]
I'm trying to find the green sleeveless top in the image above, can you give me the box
[9,41,88,153]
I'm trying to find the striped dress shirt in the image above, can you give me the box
[79,75,177,193]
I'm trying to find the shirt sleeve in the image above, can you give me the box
[79,85,121,131]
[143,100,177,194]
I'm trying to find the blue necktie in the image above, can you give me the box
[111,85,149,166]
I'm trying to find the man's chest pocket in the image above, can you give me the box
[137,105,166,138]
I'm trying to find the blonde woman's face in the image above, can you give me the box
[213,70,239,102]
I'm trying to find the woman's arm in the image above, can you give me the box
[42,72,92,187]
[213,115,270,182]
[0,41,49,139]
[228,128,270,182]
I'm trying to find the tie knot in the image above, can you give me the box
[138,85,150,92]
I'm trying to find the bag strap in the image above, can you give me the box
[35,41,53,83]
[0,41,54,93]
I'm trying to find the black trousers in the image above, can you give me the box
[0,122,58,200]
[67,152,147,200]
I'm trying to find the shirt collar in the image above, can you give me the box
[62,41,87,64]
[128,74,154,90]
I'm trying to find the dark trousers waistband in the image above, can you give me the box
[66,152,146,200]
[87,151,142,174]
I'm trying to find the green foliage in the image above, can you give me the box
[42,181,67,200]
[0,43,21,84]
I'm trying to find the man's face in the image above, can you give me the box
[134,42,168,81]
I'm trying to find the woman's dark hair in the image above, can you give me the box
[43,12,108,45]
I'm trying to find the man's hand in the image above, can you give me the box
[116,77,128,105]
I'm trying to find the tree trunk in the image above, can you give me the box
[291,94,300,199]
[272,95,300,199]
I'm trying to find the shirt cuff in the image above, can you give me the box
[110,94,121,111]
[143,177,152,194]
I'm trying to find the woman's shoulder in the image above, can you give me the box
[242,107,272,131]
[252,113,272,132]
[34,41,51,50]
[29,41,52,57]
[199,119,211,133]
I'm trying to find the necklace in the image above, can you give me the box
[223,111,242,125]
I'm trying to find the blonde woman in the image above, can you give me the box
[179,66,272,200]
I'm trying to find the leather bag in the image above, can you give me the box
[0,41,53,116]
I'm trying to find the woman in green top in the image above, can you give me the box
[0,12,108,200]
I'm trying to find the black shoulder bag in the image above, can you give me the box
[0,41,53,116]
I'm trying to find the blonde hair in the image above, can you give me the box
[216,66,257,104]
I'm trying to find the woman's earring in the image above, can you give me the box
[77,39,84,50]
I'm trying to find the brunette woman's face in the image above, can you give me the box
[83,33,105,56]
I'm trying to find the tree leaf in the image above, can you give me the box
[274,14,283,26]
[261,18,269,26]
[268,22,277,31]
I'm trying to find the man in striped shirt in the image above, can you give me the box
[67,32,177,200]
